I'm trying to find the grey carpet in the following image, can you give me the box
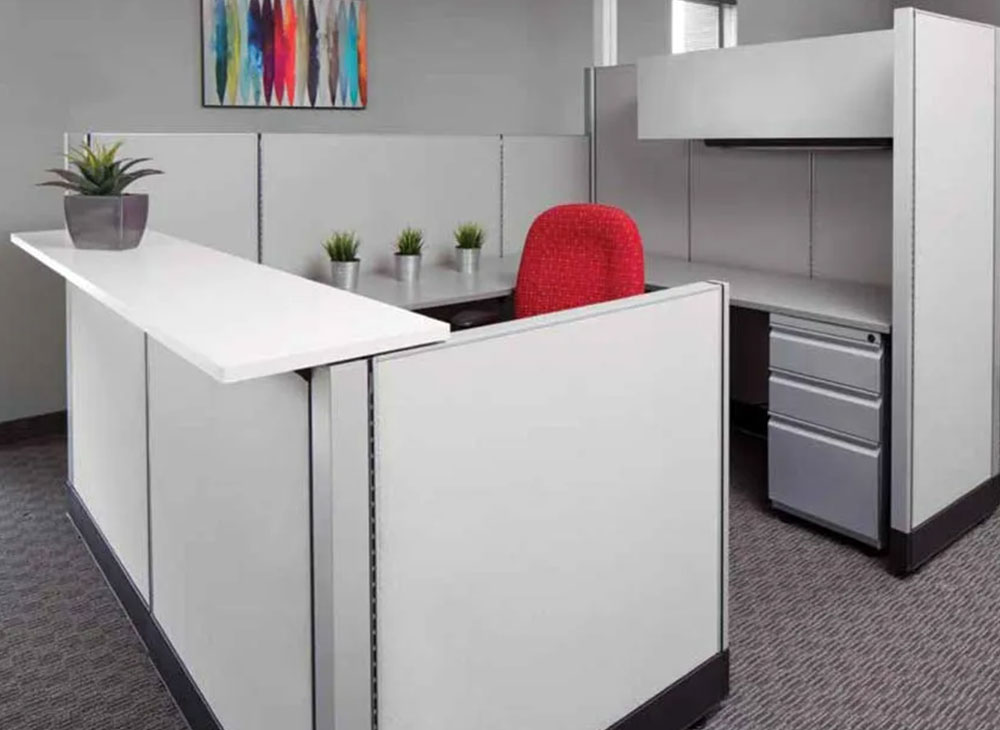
[0,435,187,730]
[2,432,1000,730]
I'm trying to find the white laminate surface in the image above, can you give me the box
[10,231,450,383]
[353,257,519,311]
[353,251,891,332]
[644,255,892,333]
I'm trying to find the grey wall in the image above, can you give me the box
[619,0,895,64]
[0,0,592,424]
[619,0,671,64]
[739,0,895,44]
[895,1,1000,25]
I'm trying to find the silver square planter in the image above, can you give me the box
[64,194,149,250]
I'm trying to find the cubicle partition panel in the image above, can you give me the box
[67,287,150,601]
[76,131,592,285]
[370,283,729,730]
[812,151,893,286]
[690,145,811,276]
[501,135,591,255]
[87,133,259,261]
[260,134,503,280]
[593,65,690,259]
[891,8,999,573]
[593,66,894,287]
[146,342,313,730]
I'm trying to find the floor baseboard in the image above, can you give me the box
[610,651,730,730]
[889,473,1000,576]
[66,482,223,730]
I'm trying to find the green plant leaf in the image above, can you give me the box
[113,169,164,194]
[46,140,162,197]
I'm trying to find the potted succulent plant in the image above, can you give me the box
[324,231,361,291]
[454,222,486,274]
[40,140,163,250]
[395,227,425,283]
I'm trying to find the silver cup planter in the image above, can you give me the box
[64,194,149,250]
[395,254,422,283]
[456,247,481,274]
[330,260,361,291]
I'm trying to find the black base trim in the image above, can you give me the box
[0,411,67,445]
[889,473,1000,576]
[704,138,892,150]
[609,651,730,730]
[66,483,223,730]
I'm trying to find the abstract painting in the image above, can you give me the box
[202,0,367,109]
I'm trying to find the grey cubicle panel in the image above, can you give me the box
[637,30,894,140]
[892,9,998,567]
[88,133,259,261]
[593,65,690,258]
[370,283,728,730]
[147,342,313,730]
[501,135,590,255]
[67,288,150,601]
[812,151,893,286]
[690,144,811,276]
[260,134,501,281]
[593,66,893,287]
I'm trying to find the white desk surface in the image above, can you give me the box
[353,256,519,310]
[355,252,892,333]
[644,255,892,333]
[10,231,450,383]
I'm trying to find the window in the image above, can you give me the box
[672,0,737,54]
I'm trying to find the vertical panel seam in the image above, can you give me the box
[499,135,505,259]
[808,152,815,278]
[144,335,153,610]
[367,360,378,730]
[718,283,726,653]
[257,133,264,264]
[687,141,693,262]
[590,68,598,205]
[307,376,317,730]
[908,16,917,529]
[994,29,1000,474]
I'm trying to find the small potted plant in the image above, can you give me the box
[323,231,362,291]
[39,140,163,250]
[395,227,424,283]
[454,222,486,274]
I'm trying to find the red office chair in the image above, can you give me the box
[450,204,645,329]
[514,204,645,319]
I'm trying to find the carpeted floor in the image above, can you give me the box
[0,435,186,730]
[1,432,1000,729]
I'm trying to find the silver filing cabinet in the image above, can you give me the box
[768,314,888,547]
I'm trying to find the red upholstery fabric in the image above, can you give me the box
[514,204,645,319]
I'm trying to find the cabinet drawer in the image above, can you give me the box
[769,374,882,444]
[768,417,883,546]
[770,328,883,394]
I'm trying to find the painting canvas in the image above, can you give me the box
[202,0,367,109]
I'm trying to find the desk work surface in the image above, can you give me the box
[645,255,892,333]
[10,230,450,383]
[353,256,520,310]
[354,252,892,333]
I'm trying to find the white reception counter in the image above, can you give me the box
[9,229,731,730]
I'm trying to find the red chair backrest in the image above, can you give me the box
[514,204,645,319]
